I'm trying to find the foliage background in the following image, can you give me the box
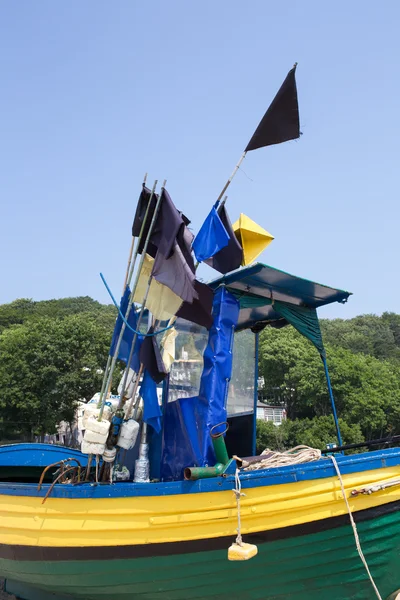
[257,313,400,451]
[0,297,399,449]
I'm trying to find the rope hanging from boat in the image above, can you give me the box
[233,467,245,546]
[240,445,321,471]
[227,468,258,561]
[330,455,383,600]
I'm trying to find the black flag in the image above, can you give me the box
[133,187,185,258]
[245,64,300,152]
[132,186,158,254]
[147,188,186,259]
[205,204,243,274]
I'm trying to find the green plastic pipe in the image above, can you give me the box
[184,430,230,480]
[184,463,225,481]
[212,434,229,465]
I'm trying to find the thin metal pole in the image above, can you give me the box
[215,152,246,206]
[116,181,166,411]
[96,174,154,411]
[123,238,136,291]
[219,195,228,208]
[123,172,149,291]
[321,434,400,455]
[98,179,162,420]
[125,364,144,419]
[322,355,343,447]
[96,354,112,409]
[252,332,259,456]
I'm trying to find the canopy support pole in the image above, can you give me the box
[321,355,343,447]
[252,332,259,456]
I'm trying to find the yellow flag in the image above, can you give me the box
[233,214,274,265]
[134,255,182,321]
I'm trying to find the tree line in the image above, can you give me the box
[257,313,400,452]
[0,297,117,440]
[0,296,399,452]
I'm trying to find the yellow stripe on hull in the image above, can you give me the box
[0,465,399,548]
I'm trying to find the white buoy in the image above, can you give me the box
[81,440,105,455]
[117,419,140,450]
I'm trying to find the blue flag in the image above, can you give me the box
[192,207,230,263]
[109,286,143,373]
[140,369,162,433]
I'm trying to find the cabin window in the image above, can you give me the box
[168,320,208,402]
[227,329,255,417]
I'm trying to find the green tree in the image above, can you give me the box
[259,326,400,440]
[256,417,364,454]
[321,314,400,360]
[0,313,115,440]
[0,296,116,333]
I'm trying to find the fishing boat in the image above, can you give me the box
[2,65,398,600]
[1,262,400,600]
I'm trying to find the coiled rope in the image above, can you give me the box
[241,445,321,471]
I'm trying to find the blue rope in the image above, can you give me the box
[100,273,175,337]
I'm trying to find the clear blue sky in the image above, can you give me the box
[1,1,399,319]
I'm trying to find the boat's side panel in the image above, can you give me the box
[0,464,400,549]
[1,448,399,499]
[0,444,87,467]
[1,502,400,600]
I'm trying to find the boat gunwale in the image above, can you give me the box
[0,447,398,499]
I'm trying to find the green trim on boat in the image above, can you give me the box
[1,506,400,600]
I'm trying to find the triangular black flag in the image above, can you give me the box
[245,64,300,152]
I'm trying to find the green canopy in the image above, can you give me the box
[272,300,325,357]
[209,262,351,354]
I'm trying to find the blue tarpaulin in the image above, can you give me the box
[160,287,240,481]
[140,370,162,433]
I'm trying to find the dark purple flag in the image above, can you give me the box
[139,328,167,384]
[152,224,198,304]
[245,65,300,152]
[152,240,198,304]
[176,281,214,330]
